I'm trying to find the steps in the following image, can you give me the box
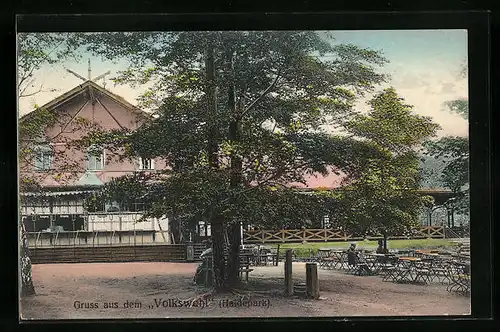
[451,238,470,258]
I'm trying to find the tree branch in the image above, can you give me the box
[18,39,67,98]
[239,67,282,119]
[19,84,46,98]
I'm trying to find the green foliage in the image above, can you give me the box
[346,87,440,155]
[424,99,469,215]
[444,98,468,120]
[337,88,440,236]
[83,173,151,212]
[18,107,58,143]
[74,31,391,231]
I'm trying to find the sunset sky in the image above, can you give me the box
[17,30,469,138]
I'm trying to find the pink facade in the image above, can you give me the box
[20,81,166,187]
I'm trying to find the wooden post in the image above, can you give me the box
[284,249,293,296]
[275,244,280,266]
[306,263,319,299]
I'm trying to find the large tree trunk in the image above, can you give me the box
[205,37,227,291]
[210,214,226,291]
[20,220,35,296]
[169,207,182,244]
[227,222,241,285]
[226,48,243,286]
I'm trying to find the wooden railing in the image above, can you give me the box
[415,226,445,238]
[243,226,445,244]
[29,243,207,264]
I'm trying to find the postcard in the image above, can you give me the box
[18,28,471,320]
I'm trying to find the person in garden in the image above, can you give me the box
[376,240,389,254]
[347,243,372,275]
[194,240,213,285]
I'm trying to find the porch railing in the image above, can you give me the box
[243,226,446,244]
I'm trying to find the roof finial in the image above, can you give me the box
[88,59,91,81]
[65,60,110,86]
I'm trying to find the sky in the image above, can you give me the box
[17,30,469,137]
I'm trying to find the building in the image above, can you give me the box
[19,79,170,246]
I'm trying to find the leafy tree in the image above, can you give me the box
[17,33,84,297]
[341,88,440,249]
[73,31,389,290]
[17,33,81,99]
[424,98,469,218]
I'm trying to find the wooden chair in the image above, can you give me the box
[413,261,432,284]
[268,246,280,266]
[380,263,398,282]
[238,263,254,282]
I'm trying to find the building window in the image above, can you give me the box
[87,145,104,170]
[34,145,53,171]
[322,215,331,229]
[138,157,154,170]
[198,221,206,236]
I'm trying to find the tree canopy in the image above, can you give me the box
[73,31,391,230]
[424,98,469,216]
[335,88,439,238]
[29,31,444,289]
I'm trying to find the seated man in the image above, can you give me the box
[347,243,358,265]
[194,244,213,285]
[347,243,372,275]
[376,240,389,254]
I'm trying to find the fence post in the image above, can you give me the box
[306,262,319,300]
[275,244,280,266]
[284,249,293,296]
[73,231,77,259]
[134,229,137,260]
[186,242,194,262]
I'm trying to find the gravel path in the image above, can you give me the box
[20,262,470,319]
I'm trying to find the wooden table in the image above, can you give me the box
[397,249,415,257]
[394,257,423,283]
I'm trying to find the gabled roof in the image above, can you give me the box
[19,80,152,122]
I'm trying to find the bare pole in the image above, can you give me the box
[88,59,91,81]
[284,249,293,296]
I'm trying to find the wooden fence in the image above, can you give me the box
[243,226,445,244]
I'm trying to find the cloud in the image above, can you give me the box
[394,73,427,89]
[396,85,468,137]
[440,82,456,94]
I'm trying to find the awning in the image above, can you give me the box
[20,190,96,197]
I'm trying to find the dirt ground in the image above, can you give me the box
[20,262,470,319]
